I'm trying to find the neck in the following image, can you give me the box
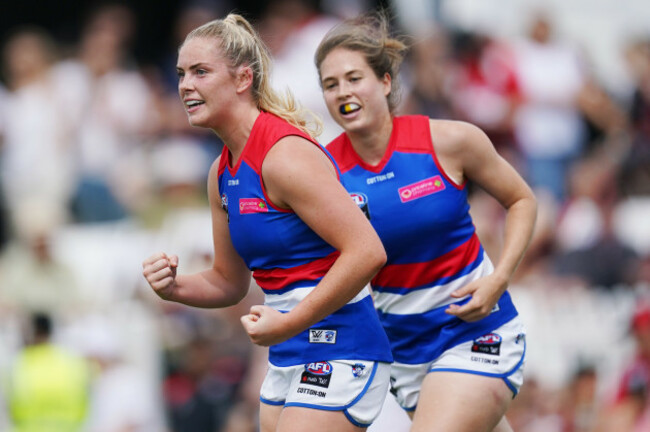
[347,114,394,166]
[216,104,261,165]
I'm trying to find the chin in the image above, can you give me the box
[341,119,366,134]
[187,116,208,129]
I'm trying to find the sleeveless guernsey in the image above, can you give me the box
[217,111,392,367]
[327,115,518,364]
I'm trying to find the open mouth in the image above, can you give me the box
[186,100,205,110]
[339,103,361,115]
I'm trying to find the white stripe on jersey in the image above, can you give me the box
[264,284,371,311]
[372,253,494,315]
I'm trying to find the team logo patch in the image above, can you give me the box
[301,362,333,388]
[239,198,268,214]
[309,329,337,344]
[472,333,502,356]
[350,192,371,220]
[221,193,229,222]
[398,175,445,203]
[351,363,366,378]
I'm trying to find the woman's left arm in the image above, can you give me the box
[240,136,387,346]
[442,121,538,321]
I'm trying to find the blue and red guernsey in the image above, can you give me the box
[217,111,392,367]
[327,115,518,364]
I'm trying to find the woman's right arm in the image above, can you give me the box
[142,157,252,308]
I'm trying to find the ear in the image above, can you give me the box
[235,66,254,94]
[382,72,392,97]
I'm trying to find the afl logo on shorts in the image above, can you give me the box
[350,192,371,220]
[306,362,332,376]
[472,333,502,356]
[301,362,333,388]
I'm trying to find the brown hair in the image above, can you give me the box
[315,11,408,114]
[183,13,322,137]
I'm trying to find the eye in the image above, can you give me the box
[176,69,185,79]
[196,69,207,76]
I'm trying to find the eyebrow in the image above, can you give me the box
[177,62,208,72]
[322,69,361,83]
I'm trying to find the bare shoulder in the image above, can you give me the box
[429,119,491,156]
[262,135,337,208]
[263,135,334,178]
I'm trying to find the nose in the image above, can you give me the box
[178,75,193,95]
[336,81,351,99]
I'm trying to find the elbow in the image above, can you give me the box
[366,241,387,276]
[527,191,539,222]
[516,186,538,220]
[222,282,250,308]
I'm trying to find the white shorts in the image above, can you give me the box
[391,317,526,411]
[260,360,391,427]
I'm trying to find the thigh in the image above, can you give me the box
[411,372,513,432]
[277,406,367,432]
[260,403,284,432]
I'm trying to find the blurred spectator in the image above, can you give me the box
[257,0,342,143]
[597,300,650,431]
[0,199,85,319]
[0,83,10,251]
[400,27,456,121]
[0,26,75,235]
[80,314,164,432]
[621,37,650,196]
[505,377,565,432]
[137,137,212,228]
[52,3,158,222]
[448,30,522,153]
[5,312,90,432]
[512,11,589,201]
[558,365,600,432]
[163,335,243,432]
[552,151,639,288]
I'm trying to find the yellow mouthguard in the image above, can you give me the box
[341,103,357,114]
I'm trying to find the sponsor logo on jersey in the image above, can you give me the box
[398,175,446,203]
[472,333,502,356]
[309,329,337,344]
[239,198,269,214]
[350,192,371,220]
[351,363,366,378]
[301,362,333,388]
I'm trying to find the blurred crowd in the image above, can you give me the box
[0,1,648,431]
